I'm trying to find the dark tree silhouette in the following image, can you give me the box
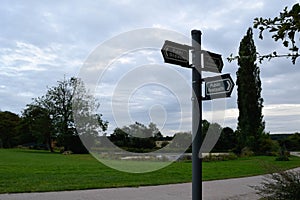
[22,105,54,152]
[0,111,20,148]
[236,28,265,154]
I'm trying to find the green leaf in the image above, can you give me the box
[288,31,295,41]
[289,46,299,52]
[269,27,278,32]
[291,3,300,14]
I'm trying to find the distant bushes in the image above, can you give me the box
[282,133,300,151]
[202,153,238,162]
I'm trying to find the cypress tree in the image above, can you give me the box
[236,28,265,154]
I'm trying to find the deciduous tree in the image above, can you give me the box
[33,77,108,153]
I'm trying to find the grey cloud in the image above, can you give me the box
[0,0,299,134]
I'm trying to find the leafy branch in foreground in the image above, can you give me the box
[227,52,298,64]
[229,3,300,64]
[253,3,300,64]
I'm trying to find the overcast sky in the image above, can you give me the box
[1,0,300,135]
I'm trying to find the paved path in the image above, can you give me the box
[0,175,264,200]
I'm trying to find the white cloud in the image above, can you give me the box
[210,104,300,133]
[0,0,299,134]
[0,41,83,74]
[18,92,35,98]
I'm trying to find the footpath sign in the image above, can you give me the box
[204,73,234,100]
[161,30,234,200]
[161,40,192,68]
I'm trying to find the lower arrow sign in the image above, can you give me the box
[203,74,234,100]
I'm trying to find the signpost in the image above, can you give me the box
[161,30,234,200]
[204,73,234,100]
[191,30,202,200]
[161,40,192,67]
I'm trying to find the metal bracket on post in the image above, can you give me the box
[202,96,210,101]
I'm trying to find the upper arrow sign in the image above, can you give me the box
[203,73,234,100]
[161,40,192,68]
[202,50,224,73]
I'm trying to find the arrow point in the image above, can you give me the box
[226,80,231,91]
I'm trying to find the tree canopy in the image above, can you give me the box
[0,111,21,148]
[21,105,54,152]
[109,122,162,152]
[31,77,108,153]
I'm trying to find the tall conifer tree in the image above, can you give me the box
[236,28,264,153]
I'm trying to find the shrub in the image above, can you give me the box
[240,147,254,157]
[68,136,88,154]
[275,154,290,161]
[275,146,290,161]
[254,170,300,199]
[177,154,192,161]
[202,153,238,162]
[258,137,280,156]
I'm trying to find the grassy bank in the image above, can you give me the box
[1,149,300,193]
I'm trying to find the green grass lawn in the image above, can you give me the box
[1,148,300,194]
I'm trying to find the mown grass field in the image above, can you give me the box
[1,148,300,194]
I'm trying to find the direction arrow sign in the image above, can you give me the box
[202,50,224,73]
[203,73,234,100]
[161,40,192,68]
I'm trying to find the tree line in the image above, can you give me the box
[1,105,300,154]
[0,109,235,153]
